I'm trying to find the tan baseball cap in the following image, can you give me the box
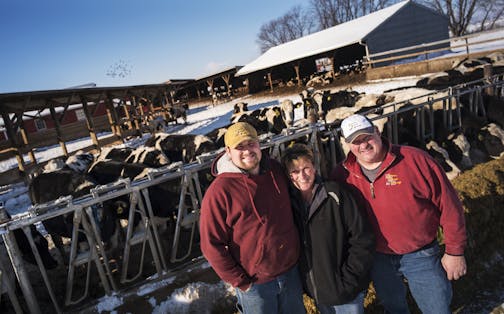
[224,122,259,148]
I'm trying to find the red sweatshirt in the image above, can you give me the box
[199,153,300,290]
[332,140,466,255]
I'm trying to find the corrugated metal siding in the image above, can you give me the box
[365,2,449,54]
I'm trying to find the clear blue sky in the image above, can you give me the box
[0,0,303,93]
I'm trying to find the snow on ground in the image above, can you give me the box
[0,75,422,313]
[1,72,502,313]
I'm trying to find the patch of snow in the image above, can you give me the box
[151,281,234,314]
[95,294,124,313]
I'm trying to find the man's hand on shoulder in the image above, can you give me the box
[441,253,467,280]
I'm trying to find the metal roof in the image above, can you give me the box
[236,0,410,76]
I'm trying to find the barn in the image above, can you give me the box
[236,0,449,92]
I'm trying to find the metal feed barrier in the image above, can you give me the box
[0,73,503,313]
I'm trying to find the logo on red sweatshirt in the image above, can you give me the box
[385,174,401,186]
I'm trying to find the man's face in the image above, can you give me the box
[226,139,262,175]
[348,130,385,167]
[286,157,316,193]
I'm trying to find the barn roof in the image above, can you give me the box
[236,0,410,76]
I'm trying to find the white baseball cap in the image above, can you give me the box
[341,114,376,143]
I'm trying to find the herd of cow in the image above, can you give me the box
[4,53,504,308]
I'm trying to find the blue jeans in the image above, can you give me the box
[317,291,366,314]
[371,241,452,314]
[234,265,306,314]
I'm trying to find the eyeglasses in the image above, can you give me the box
[289,166,315,179]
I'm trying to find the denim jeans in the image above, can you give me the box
[317,291,366,314]
[371,241,452,314]
[234,265,306,314]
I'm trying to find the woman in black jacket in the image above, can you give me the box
[281,143,375,314]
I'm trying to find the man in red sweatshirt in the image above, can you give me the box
[199,122,305,314]
[332,114,467,314]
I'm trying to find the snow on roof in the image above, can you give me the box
[236,0,410,76]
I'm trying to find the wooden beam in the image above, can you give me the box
[105,97,123,142]
[267,72,274,93]
[15,112,36,164]
[121,101,133,130]
[49,106,69,157]
[80,97,100,151]
[1,113,25,172]
[131,96,142,136]
[222,74,232,98]
[206,79,214,95]
[294,65,301,87]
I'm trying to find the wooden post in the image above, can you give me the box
[105,102,118,135]
[111,101,124,141]
[484,64,494,96]
[329,56,335,79]
[105,98,123,141]
[206,79,214,95]
[222,74,232,98]
[148,99,156,119]
[15,112,36,164]
[120,100,132,130]
[1,113,25,172]
[80,98,100,151]
[131,97,142,135]
[294,65,301,87]
[364,44,371,69]
[49,107,69,157]
[267,72,274,93]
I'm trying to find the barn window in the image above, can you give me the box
[35,118,47,130]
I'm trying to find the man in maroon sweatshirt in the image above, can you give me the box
[332,114,467,314]
[199,122,305,314]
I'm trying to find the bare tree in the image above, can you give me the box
[256,6,316,53]
[475,0,504,32]
[308,0,395,30]
[421,0,504,36]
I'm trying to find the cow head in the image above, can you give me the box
[233,102,248,114]
[65,150,95,174]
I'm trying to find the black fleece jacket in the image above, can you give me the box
[290,178,375,305]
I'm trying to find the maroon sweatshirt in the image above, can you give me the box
[199,153,300,290]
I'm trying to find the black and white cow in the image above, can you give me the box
[471,123,504,160]
[5,210,59,269]
[426,140,462,180]
[205,125,230,148]
[167,102,189,124]
[232,102,248,115]
[279,99,302,128]
[144,133,217,163]
[299,88,362,121]
[97,145,170,168]
[28,151,118,261]
[230,106,288,135]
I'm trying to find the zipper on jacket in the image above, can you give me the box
[308,269,319,303]
[370,182,375,199]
